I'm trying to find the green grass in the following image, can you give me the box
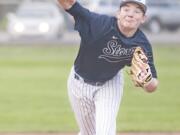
[119,46,180,132]
[0,45,179,132]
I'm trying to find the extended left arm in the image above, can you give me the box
[129,47,158,92]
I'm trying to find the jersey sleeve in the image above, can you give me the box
[136,30,158,79]
[144,42,158,79]
[66,2,112,43]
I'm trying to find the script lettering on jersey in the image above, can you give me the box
[99,40,135,63]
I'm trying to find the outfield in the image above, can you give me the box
[0,45,179,133]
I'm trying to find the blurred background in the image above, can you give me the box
[0,0,179,133]
[0,0,180,44]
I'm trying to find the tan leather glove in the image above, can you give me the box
[130,47,152,87]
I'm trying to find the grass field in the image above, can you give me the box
[0,45,179,133]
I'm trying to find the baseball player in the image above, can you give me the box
[57,0,158,135]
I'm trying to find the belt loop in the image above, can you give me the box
[74,73,80,80]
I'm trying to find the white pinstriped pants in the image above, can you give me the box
[67,67,124,135]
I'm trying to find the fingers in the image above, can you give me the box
[57,0,76,9]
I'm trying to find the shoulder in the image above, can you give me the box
[136,29,150,45]
[135,29,153,54]
[92,15,115,29]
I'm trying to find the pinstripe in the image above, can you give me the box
[79,83,88,135]
[80,83,88,134]
[82,84,94,135]
[109,78,115,135]
[107,81,112,134]
[109,78,116,135]
[83,83,95,135]
[68,67,124,135]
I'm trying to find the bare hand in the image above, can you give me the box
[57,0,76,10]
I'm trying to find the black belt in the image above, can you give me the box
[74,73,105,86]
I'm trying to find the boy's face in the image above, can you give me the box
[117,2,146,30]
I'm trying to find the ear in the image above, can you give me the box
[116,10,121,20]
[141,15,147,24]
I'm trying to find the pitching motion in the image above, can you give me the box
[57,0,158,134]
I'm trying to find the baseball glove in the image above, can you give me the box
[129,47,152,87]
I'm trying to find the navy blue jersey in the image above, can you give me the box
[66,2,157,82]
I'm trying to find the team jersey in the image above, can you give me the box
[66,2,157,82]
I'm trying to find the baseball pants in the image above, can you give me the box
[67,67,124,135]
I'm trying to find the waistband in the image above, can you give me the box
[74,73,105,86]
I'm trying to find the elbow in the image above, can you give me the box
[143,78,159,93]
